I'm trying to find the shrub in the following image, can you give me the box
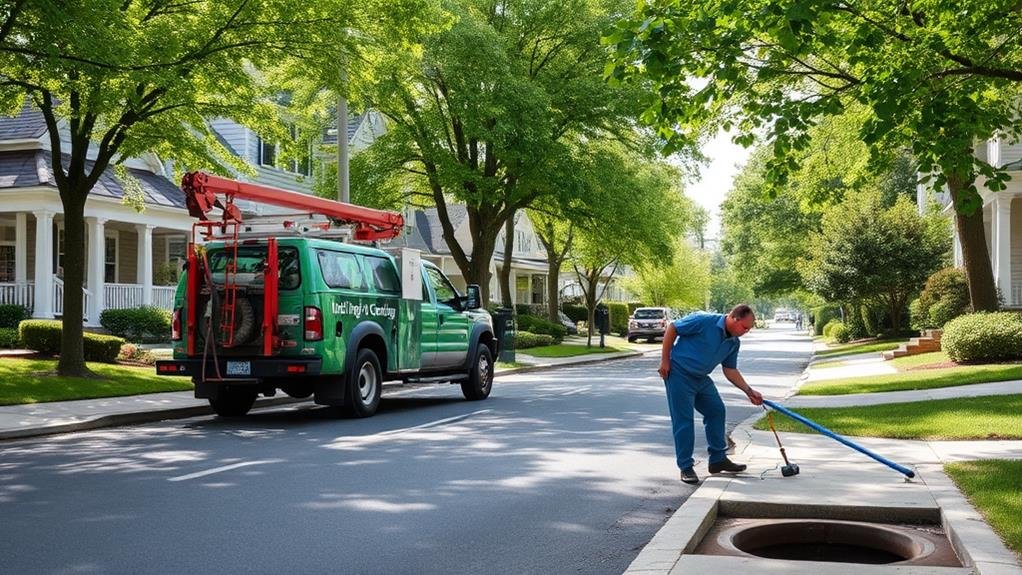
[84,333,125,363]
[18,319,124,362]
[606,302,629,336]
[913,268,971,329]
[822,319,843,338]
[514,330,555,349]
[562,304,588,323]
[516,314,566,343]
[810,305,841,336]
[100,306,172,343]
[0,327,20,348]
[942,312,1022,363]
[830,323,851,343]
[117,342,156,365]
[19,319,62,355]
[0,304,29,328]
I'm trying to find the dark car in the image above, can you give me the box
[627,307,673,342]
[558,311,579,336]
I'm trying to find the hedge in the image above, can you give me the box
[514,330,555,349]
[811,305,841,336]
[562,304,588,323]
[516,314,566,343]
[830,323,851,343]
[822,319,843,338]
[0,304,29,329]
[0,327,19,348]
[913,268,971,330]
[606,302,629,336]
[942,312,1022,363]
[100,306,172,343]
[19,319,125,362]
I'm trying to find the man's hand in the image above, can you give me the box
[658,360,670,380]
[745,387,763,406]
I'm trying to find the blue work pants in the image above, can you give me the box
[663,369,727,471]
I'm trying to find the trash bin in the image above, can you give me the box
[491,307,516,363]
[595,305,610,335]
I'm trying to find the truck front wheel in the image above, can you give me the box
[343,348,382,418]
[209,389,257,417]
[461,345,493,401]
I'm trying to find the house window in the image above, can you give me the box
[167,237,187,264]
[54,227,65,277]
[104,234,118,283]
[258,136,277,167]
[0,244,14,282]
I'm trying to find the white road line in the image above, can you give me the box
[168,459,281,482]
[378,409,492,436]
[558,387,591,396]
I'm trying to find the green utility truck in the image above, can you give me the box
[155,172,496,418]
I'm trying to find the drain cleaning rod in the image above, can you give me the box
[763,399,915,479]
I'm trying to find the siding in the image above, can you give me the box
[119,229,137,284]
[1000,141,1022,168]
[208,119,249,161]
[1012,198,1022,291]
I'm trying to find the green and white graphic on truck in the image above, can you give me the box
[155,173,496,418]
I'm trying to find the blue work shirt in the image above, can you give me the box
[669,312,740,377]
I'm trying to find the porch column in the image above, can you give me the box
[32,211,54,318]
[994,197,1013,305]
[508,268,517,304]
[15,213,26,283]
[952,218,963,268]
[86,217,106,326]
[136,224,154,306]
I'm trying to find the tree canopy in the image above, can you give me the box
[607,0,1022,310]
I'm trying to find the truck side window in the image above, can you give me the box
[425,266,458,307]
[317,250,366,291]
[365,256,400,294]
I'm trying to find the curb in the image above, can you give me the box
[2,350,646,442]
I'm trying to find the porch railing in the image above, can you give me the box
[0,282,34,310]
[105,283,144,309]
[53,277,90,318]
[152,286,176,310]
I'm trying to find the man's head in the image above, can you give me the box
[725,304,755,338]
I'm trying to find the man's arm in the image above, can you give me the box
[722,367,763,405]
[657,322,676,379]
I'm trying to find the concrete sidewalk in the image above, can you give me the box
[0,348,645,441]
[625,348,1022,575]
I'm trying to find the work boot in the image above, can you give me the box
[708,458,747,474]
[680,468,700,484]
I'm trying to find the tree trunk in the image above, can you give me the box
[466,231,497,304]
[499,213,514,307]
[948,175,998,311]
[546,257,561,323]
[57,189,90,377]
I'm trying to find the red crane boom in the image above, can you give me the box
[181,171,404,241]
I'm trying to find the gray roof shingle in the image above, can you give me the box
[0,101,47,141]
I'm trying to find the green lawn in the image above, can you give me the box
[754,395,1022,440]
[888,351,951,369]
[811,358,847,369]
[945,460,1022,559]
[814,339,907,359]
[798,362,1022,395]
[0,358,192,405]
[520,344,624,358]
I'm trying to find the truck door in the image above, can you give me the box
[422,265,470,368]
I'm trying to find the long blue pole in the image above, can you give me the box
[763,399,915,479]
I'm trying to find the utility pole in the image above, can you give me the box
[336,93,349,203]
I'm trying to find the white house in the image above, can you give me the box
[0,103,382,325]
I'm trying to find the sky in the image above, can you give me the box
[685,131,753,240]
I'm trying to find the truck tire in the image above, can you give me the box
[461,345,493,401]
[209,389,257,417]
[343,348,382,418]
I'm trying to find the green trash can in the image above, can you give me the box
[492,307,515,363]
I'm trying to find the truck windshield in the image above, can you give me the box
[208,246,300,290]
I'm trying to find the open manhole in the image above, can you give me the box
[693,518,962,566]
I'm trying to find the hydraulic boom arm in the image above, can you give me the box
[182,171,404,241]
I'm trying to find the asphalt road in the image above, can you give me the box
[0,324,810,575]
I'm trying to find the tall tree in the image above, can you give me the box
[622,238,710,309]
[354,0,645,303]
[0,0,435,376]
[801,193,951,333]
[607,0,1022,311]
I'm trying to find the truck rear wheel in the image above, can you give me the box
[461,345,493,401]
[343,348,382,418]
[209,389,257,417]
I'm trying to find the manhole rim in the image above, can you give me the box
[716,518,937,564]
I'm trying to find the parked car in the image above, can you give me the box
[558,311,579,336]
[627,307,673,342]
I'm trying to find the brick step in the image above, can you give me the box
[882,335,941,361]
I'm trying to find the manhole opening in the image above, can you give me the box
[732,522,917,564]
[692,518,962,567]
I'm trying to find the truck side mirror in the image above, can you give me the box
[465,284,482,310]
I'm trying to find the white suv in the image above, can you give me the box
[627,307,673,342]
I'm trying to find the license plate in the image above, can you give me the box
[226,361,251,376]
